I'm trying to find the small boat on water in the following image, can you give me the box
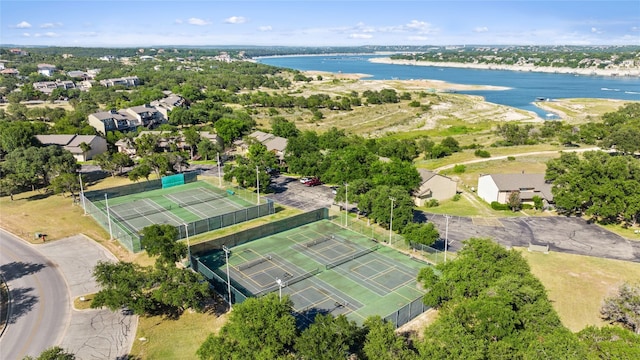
[535,97,547,101]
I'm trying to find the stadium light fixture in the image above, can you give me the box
[276,278,283,301]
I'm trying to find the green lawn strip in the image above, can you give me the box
[518,248,640,332]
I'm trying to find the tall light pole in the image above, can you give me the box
[256,165,260,205]
[104,193,113,240]
[222,245,232,309]
[184,223,191,267]
[444,215,451,262]
[389,197,396,244]
[344,182,348,227]
[217,152,222,187]
[276,278,283,301]
[79,174,87,215]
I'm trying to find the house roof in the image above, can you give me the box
[486,173,553,200]
[247,130,288,152]
[127,105,159,114]
[90,110,132,121]
[417,169,438,183]
[36,134,75,146]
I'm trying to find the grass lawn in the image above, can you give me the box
[129,310,228,360]
[518,248,640,332]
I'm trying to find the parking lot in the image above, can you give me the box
[422,212,640,263]
[266,175,337,211]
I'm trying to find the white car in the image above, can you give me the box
[300,177,311,184]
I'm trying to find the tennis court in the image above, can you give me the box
[90,181,265,235]
[195,219,428,326]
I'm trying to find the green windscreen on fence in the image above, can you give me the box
[162,173,185,188]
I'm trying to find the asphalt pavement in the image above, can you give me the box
[0,231,136,359]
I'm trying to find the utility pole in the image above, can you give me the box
[256,165,260,205]
[344,182,348,227]
[222,245,232,309]
[104,193,113,240]
[217,152,222,187]
[444,215,451,262]
[389,197,396,244]
[184,223,191,267]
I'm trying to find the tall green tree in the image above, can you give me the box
[294,314,362,360]
[363,316,415,360]
[141,224,186,265]
[601,282,640,334]
[197,294,297,360]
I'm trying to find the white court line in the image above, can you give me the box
[142,198,184,224]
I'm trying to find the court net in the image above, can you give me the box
[303,235,334,248]
[325,245,380,270]
[116,208,164,220]
[255,267,321,297]
[238,255,272,271]
[177,193,227,207]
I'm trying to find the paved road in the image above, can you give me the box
[0,229,69,360]
[433,147,601,172]
[266,175,337,211]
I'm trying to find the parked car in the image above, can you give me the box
[305,178,322,187]
[330,186,338,195]
[300,177,312,184]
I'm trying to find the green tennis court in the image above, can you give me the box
[91,181,257,234]
[196,219,428,326]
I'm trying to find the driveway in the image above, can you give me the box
[421,212,640,263]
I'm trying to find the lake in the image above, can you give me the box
[257,55,640,118]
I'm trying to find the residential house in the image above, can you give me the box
[0,68,19,76]
[99,76,139,87]
[150,93,186,119]
[245,130,288,162]
[123,104,164,127]
[37,64,57,77]
[33,80,75,94]
[88,109,138,134]
[413,169,458,206]
[477,173,553,205]
[35,134,108,161]
[114,130,221,156]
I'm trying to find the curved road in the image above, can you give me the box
[0,229,70,360]
[433,147,601,172]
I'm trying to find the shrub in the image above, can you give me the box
[453,164,466,173]
[491,201,510,210]
[426,199,439,208]
[507,156,516,161]
[408,100,421,107]
[452,193,461,201]
[521,203,533,210]
[474,149,491,158]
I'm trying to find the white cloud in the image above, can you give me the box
[349,33,373,39]
[175,19,183,24]
[33,32,59,38]
[188,18,211,26]
[258,25,272,32]
[474,26,489,33]
[40,22,63,28]
[591,27,603,34]
[225,16,247,24]
[22,32,31,37]
[16,21,32,28]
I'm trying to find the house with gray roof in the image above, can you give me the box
[413,169,457,206]
[477,173,553,205]
[123,104,165,127]
[99,76,139,87]
[88,109,139,134]
[35,134,107,161]
[244,130,288,161]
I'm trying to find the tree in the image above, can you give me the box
[363,316,415,360]
[94,152,133,177]
[271,117,299,138]
[357,186,414,232]
[601,283,640,334]
[196,138,218,161]
[49,173,81,198]
[141,224,186,265]
[401,222,440,246]
[182,127,201,159]
[0,177,19,200]
[507,191,521,212]
[578,326,640,359]
[23,346,75,360]
[128,163,152,182]
[294,314,362,360]
[197,294,297,360]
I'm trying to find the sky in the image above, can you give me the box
[1,0,639,47]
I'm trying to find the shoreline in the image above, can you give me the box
[369,57,640,77]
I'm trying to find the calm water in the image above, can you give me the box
[257,55,640,118]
